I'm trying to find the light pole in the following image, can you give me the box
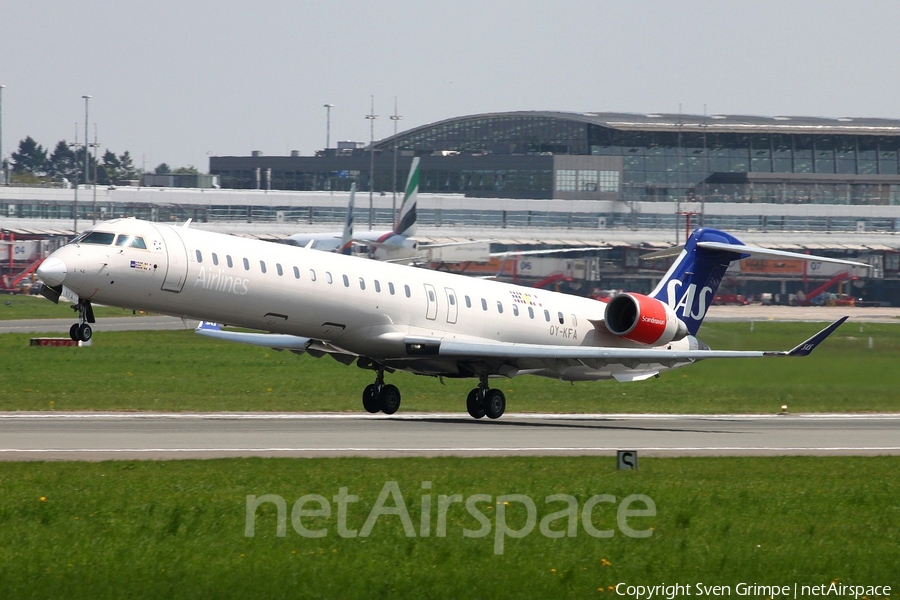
[82,95,91,229]
[69,125,83,233]
[90,124,100,224]
[365,96,378,230]
[323,103,333,150]
[390,97,402,225]
[0,85,5,185]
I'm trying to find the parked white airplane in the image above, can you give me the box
[285,158,421,261]
[36,218,864,419]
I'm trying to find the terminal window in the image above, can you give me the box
[599,170,620,192]
[578,170,598,192]
[555,169,576,192]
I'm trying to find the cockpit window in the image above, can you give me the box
[79,232,116,245]
[115,235,147,249]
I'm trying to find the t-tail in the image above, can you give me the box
[393,157,419,237]
[646,228,870,336]
[339,183,356,255]
[648,229,747,335]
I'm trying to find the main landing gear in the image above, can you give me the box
[361,368,402,415]
[357,366,505,420]
[68,299,95,342]
[466,375,506,420]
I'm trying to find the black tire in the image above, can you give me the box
[466,388,486,419]
[379,384,401,415]
[484,388,506,420]
[362,384,381,413]
[69,323,80,341]
[77,323,92,342]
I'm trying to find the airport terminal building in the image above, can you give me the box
[4,111,900,302]
[209,111,900,232]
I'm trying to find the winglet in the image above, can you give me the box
[773,316,849,357]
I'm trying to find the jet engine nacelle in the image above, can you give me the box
[604,292,689,346]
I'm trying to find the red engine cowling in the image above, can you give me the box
[604,293,688,345]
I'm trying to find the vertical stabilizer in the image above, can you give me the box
[394,157,420,237]
[649,228,749,334]
[339,184,356,255]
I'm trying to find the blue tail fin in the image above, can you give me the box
[650,228,750,335]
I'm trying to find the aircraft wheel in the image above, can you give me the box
[466,388,486,419]
[379,384,401,415]
[362,384,381,413]
[76,323,92,342]
[69,323,80,341]
[484,389,506,420]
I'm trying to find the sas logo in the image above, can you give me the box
[130,260,153,271]
[664,279,713,320]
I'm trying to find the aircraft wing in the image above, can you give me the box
[433,316,847,366]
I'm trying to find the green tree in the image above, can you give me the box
[119,151,139,180]
[154,163,171,175]
[10,136,47,175]
[47,141,79,181]
[173,165,199,174]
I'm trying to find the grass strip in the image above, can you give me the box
[0,456,896,598]
[1,322,899,413]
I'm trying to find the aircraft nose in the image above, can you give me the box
[37,256,68,287]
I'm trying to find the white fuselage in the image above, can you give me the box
[41,219,695,379]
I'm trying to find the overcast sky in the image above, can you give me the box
[3,0,898,171]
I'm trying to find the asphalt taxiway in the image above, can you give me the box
[0,412,897,461]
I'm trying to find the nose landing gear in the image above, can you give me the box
[69,300,95,342]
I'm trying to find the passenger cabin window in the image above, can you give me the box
[276,263,283,276]
[465,296,471,308]
[327,272,335,284]
[571,315,577,327]
[195,250,203,263]
[496,301,503,314]
[481,298,488,311]
[293,266,300,279]
[310,269,317,282]
[226,255,234,268]
[449,294,456,305]
[260,261,267,274]
[115,235,147,249]
[512,304,519,316]
[528,307,535,319]
[388,282,395,295]
[544,309,550,322]
[359,278,366,290]
[404,285,411,298]
[80,232,115,245]
[374,280,381,293]
[342,274,349,287]
[558,312,564,325]
[212,253,219,266]
[243,258,250,271]
[428,289,435,302]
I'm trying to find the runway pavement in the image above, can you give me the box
[0,412,897,460]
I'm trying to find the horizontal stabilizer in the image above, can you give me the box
[696,241,871,268]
